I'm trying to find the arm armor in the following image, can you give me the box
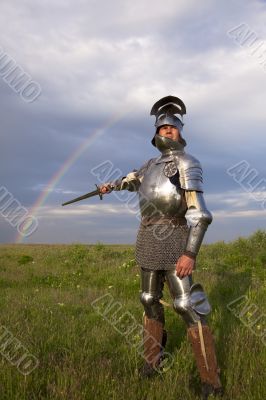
[111,159,155,192]
[184,191,213,259]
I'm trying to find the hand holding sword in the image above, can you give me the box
[98,183,114,194]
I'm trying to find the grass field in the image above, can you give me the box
[0,230,265,400]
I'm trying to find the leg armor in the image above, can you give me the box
[139,268,166,376]
[140,268,165,324]
[165,270,211,327]
[166,270,222,393]
[187,324,222,394]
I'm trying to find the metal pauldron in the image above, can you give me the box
[178,153,203,192]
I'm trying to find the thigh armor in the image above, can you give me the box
[140,268,211,327]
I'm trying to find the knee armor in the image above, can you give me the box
[140,292,157,307]
[173,283,211,326]
[140,292,164,324]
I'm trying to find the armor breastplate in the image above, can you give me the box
[138,161,187,218]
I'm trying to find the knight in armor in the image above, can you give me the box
[100,96,223,399]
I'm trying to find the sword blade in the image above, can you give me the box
[62,186,102,206]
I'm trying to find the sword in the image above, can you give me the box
[62,184,106,206]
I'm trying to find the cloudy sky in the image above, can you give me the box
[0,0,266,244]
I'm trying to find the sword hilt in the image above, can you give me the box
[61,183,114,206]
[95,184,103,200]
[97,183,116,198]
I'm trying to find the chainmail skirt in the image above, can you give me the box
[135,223,189,270]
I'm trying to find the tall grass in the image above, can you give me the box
[0,231,265,399]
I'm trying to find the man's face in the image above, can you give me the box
[158,125,180,141]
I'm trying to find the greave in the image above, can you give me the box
[187,324,222,389]
[143,315,164,368]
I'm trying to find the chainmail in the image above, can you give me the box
[135,223,189,270]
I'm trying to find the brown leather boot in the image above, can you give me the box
[139,315,164,378]
[187,324,223,399]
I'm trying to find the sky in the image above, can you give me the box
[0,0,266,244]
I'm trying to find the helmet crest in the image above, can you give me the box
[150,95,187,147]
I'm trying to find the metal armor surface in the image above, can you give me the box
[138,136,186,220]
[137,138,203,218]
[183,190,213,256]
[178,153,203,192]
[150,95,186,120]
[138,161,187,218]
[140,268,209,327]
[150,95,186,134]
[190,283,211,316]
[140,269,165,324]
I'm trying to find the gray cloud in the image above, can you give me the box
[1,0,266,244]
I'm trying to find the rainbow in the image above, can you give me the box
[15,109,131,243]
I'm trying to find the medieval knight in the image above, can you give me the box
[100,96,223,399]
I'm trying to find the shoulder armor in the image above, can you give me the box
[178,153,203,192]
[135,158,156,178]
[119,158,156,191]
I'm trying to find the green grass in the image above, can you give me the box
[0,231,265,400]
